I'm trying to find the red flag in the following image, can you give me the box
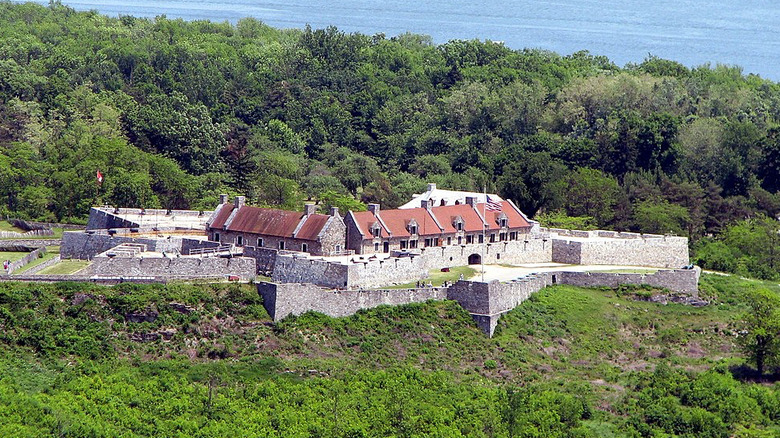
[96,170,103,184]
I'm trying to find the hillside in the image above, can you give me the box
[0,275,779,436]
[2,3,780,280]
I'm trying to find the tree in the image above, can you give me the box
[739,288,780,376]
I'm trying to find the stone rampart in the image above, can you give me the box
[347,256,428,289]
[1,247,47,275]
[86,208,138,230]
[61,231,213,260]
[418,238,551,270]
[551,235,689,268]
[271,255,351,288]
[242,246,281,273]
[0,239,60,249]
[82,256,256,280]
[259,267,701,337]
[258,282,447,321]
[24,255,61,274]
[558,268,701,295]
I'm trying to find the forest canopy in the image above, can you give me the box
[2,2,780,277]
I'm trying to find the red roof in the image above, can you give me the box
[378,208,441,237]
[209,203,330,241]
[296,214,330,240]
[477,202,531,231]
[429,204,484,233]
[350,211,390,238]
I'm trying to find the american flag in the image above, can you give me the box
[486,195,502,211]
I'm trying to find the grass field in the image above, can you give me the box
[36,260,89,275]
[0,251,31,263]
[387,266,477,288]
[12,246,60,274]
[0,221,65,239]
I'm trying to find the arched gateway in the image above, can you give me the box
[467,254,481,265]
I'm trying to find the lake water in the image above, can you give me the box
[12,0,780,81]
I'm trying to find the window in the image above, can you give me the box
[237,236,243,246]
[500,218,508,227]
[410,240,418,249]
[374,242,380,252]
[400,240,408,249]
[478,234,484,244]
[509,232,517,241]
[489,234,496,243]
[458,236,462,245]
[371,225,381,237]
[335,245,341,253]
[409,225,418,235]
[424,238,432,247]
[456,222,463,231]
[302,243,308,253]
[258,238,264,247]
[466,235,473,244]
[499,233,506,241]
[214,232,220,243]
[447,237,452,245]
[279,241,285,250]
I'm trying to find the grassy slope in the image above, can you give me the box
[0,275,777,436]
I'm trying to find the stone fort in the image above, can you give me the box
[57,184,697,335]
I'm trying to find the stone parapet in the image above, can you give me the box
[258,282,447,321]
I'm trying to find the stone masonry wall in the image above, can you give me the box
[347,255,428,289]
[551,235,689,268]
[260,268,702,337]
[82,256,256,279]
[418,238,551,270]
[62,232,186,260]
[258,282,447,321]
[272,255,351,288]
[86,208,139,230]
[558,268,701,295]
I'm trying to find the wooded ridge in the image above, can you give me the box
[2,2,780,279]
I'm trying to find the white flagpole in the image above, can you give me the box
[482,185,486,282]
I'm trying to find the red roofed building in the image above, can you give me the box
[206,196,346,256]
[345,196,532,255]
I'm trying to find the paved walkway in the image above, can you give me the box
[466,263,659,282]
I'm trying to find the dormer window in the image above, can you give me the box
[497,213,508,228]
[371,222,382,237]
[407,218,419,235]
[453,216,464,232]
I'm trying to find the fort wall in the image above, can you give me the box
[258,282,447,321]
[61,231,219,260]
[82,256,256,279]
[259,267,701,336]
[549,231,689,268]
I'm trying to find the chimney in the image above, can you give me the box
[421,199,429,209]
[465,196,476,206]
[219,194,228,204]
[233,196,245,209]
[304,203,317,216]
[329,206,339,217]
[427,183,436,192]
[368,203,380,215]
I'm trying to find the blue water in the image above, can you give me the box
[12,0,780,81]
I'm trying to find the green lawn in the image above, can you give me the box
[12,247,59,275]
[0,251,31,263]
[36,260,89,275]
[0,221,25,233]
[0,221,65,239]
[386,266,477,289]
